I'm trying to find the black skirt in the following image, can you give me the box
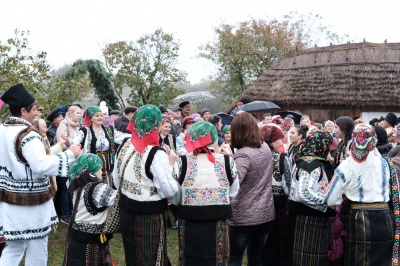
[345,205,394,266]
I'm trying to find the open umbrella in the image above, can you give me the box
[276,111,305,124]
[238,101,280,113]
[173,91,215,104]
[215,112,235,126]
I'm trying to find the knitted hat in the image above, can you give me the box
[179,101,190,108]
[200,108,210,117]
[0,83,35,114]
[222,125,231,135]
[46,108,62,122]
[374,125,388,146]
[127,104,162,153]
[83,106,102,127]
[185,121,217,152]
[69,154,103,181]
[259,125,284,143]
[385,112,398,127]
[182,116,195,129]
[350,123,377,163]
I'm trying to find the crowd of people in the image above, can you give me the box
[0,83,399,266]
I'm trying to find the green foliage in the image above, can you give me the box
[64,59,120,109]
[199,12,348,104]
[0,29,50,119]
[102,28,187,107]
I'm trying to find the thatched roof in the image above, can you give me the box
[234,42,400,110]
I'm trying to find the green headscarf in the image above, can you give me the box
[222,125,231,135]
[185,121,217,152]
[69,154,103,182]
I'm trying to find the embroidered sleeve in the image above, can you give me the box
[233,152,250,183]
[325,167,347,206]
[22,131,75,177]
[175,137,187,155]
[296,167,328,212]
[92,183,117,207]
[150,150,179,199]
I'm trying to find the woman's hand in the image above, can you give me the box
[219,144,232,156]
[58,133,68,145]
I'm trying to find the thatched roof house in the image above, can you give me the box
[233,42,400,122]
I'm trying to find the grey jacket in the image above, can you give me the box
[229,142,275,226]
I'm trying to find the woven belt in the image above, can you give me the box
[351,202,388,210]
[96,151,108,155]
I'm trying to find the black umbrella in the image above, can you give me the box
[276,111,305,124]
[239,101,280,113]
[215,112,235,126]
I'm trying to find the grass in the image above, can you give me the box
[43,223,179,266]
[21,211,246,266]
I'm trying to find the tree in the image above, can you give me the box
[199,12,348,103]
[63,59,120,109]
[0,30,50,116]
[102,28,187,107]
[0,30,95,119]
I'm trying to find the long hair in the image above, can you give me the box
[335,116,354,161]
[231,112,262,149]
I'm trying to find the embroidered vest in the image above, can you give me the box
[117,141,167,214]
[0,121,55,206]
[80,125,116,171]
[70,182,113,244]
[178,153,233,221]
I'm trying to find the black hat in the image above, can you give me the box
[124,106,137,114]
[158,105,168,114]
[200,108,210,117]
[171,106,182,112]
[385,112,398,127]
[179,101,190,108]
[1,83,35,114]
[374,126,388,146]
[369,118,379,127]
[110,110,120,115]
[47,108,62,122]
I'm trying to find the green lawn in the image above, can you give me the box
[45,223,179,266]
[21,211,246,266]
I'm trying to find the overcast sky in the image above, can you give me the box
[1,0,399,84]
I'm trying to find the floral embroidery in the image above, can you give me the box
[133,152,143,183]
[122,180,141,195]
[216,220,226,264]
[116,141,131,171]
[214,158,230,187]
[183,188,228,205]
[182,156,197,187]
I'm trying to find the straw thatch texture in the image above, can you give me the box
[233,42,400,110]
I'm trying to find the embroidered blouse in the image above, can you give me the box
[289,165,329,212]
[325,152,390,206]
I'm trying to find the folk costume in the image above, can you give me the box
[64,154,117,266]
[172,121,239,266]
[259,125,291,266]
[287,131,334,266]
[112,105,178,266]
[326,124,398,266]
[0,84,76,266]
[70,106,130,188]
